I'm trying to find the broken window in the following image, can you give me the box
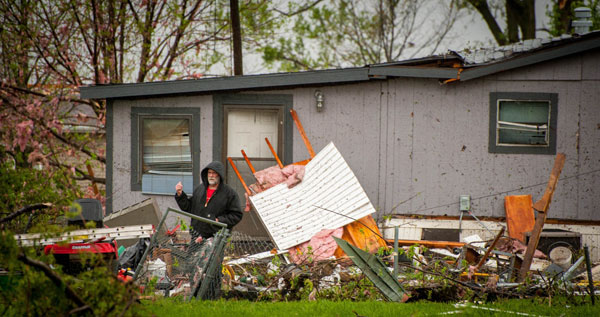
[497,100,550,146]
[489,92,557,154]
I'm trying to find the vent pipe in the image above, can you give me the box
[572,7,592,34]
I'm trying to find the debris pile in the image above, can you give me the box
[17,110,597,306]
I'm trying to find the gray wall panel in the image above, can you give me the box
[579,81,600,220]
[107,50,599,226]
[582,50,600,80]
[290,83,383,209]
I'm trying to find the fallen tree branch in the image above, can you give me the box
[17,253,93,314]
[397,262,527,298]
[0,203,52,224]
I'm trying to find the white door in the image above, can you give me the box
[225,107,282,239]
[227,109,279,158]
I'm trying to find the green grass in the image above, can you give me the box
[139,298,600,316]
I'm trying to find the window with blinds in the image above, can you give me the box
[141,117,193,194]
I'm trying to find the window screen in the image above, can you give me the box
[497,100,550,146]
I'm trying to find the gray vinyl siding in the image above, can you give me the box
[107,49,600,223]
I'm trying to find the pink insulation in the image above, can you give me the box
[244,164,305,212]
[287,227,343,265]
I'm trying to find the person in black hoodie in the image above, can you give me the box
[175,161,242,242]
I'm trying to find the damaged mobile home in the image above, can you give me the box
[80,29,600,261]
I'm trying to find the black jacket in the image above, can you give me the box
[175,161,242,238]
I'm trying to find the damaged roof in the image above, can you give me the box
[80,31,600,100]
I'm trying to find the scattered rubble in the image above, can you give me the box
[19,111,596,306]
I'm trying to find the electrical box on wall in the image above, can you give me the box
[459,195,471,212]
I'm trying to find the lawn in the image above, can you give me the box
[139,298,600,316]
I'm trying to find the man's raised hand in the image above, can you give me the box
[175,181,183,195]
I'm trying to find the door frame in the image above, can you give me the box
[212,94,294,173]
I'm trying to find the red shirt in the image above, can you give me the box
[206,188,216,202]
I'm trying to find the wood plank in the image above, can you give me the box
[384,239,466,248]
[505,195,535,243]
[518,153,566,281]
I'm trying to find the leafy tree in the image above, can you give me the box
[0,230,143,315]
[0,158,80,233]
[461,0,536,45]
[461,0,600,46]
[0,0,233,194]
[546,0,600,36]
[257,0,464,71]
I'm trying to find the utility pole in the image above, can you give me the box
[230,0,243,75]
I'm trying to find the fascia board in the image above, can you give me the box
[80,68,370,100]
[369,66,459,79]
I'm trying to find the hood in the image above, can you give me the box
[201,161,226,188]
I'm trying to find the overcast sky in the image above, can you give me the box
[446,0,554,52]
[237,0,557,75]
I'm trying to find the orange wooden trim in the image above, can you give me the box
[240,150,256,174]
[265,138,284,168]
[227,157,251,196]
[290,109,315,158]
[384,239,465,249]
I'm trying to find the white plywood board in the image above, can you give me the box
[250,142,376,250]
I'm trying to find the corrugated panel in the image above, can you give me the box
[250,142,376,250]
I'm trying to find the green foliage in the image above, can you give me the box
[0,159,81,233]
[547,0,600,36]
[0,231,142,316]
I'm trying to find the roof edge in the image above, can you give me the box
[80,68,370,99]
[460,35,600,81]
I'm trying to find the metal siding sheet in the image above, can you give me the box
[250,142,376,250]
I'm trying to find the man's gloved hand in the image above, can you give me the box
[175,181,183,196]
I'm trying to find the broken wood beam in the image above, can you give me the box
[475,226,505,272]
[518,153,566,282]
[227,157,251,196]
[384,239,465,249]
[290,109,315,158]
[264,137,284,168]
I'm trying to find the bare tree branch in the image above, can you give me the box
[0,203,52,224]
